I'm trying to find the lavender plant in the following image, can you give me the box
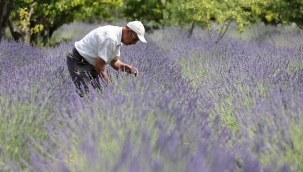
[162,27,303,171]
[1,22,302,172]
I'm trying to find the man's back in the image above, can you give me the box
[75,25,122,65]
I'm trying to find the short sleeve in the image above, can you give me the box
[113,46,120,61]
[113,56,119,61]
[98,39,116,63]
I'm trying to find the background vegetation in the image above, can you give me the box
[0,0,303,46]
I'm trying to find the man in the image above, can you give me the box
[66,21,147,96]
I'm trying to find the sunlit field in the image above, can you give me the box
[1,22,303,172]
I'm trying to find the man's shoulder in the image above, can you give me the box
[103,26,121,45]
[98,25,121,32]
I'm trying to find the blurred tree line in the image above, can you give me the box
[0,0,302,46]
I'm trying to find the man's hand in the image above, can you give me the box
[95,57,111,84]
[110,59,139,76]
[131,66,139,76]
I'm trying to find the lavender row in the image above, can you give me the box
[163,28,303,171]
[1,25,302,172]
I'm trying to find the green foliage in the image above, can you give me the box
[164,0,193,27]
[30,24,43,34]
[17,7,43,34]
[42,0,122,22]
[122,0,166,30]
[164,0,303,40]
[259,0,303,27]
[8,0,123,45]
[171,0,269,32]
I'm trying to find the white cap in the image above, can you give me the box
[127,21,147,43]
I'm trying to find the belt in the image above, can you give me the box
[69,47,89,64]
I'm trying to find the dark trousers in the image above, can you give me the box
[66,47,101,96]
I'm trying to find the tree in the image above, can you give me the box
[1,0,123,45]
[0,0,10,40]
[0,0,22,41]
[164,0,197,37]
[122,0,166,31]
[257,0,303,28]
[0,0,53,42]
[166,0,270,43]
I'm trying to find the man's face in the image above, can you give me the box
[123,29,139,45]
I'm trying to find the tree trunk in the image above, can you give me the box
[188,22,195,38]
[30,31,38,46]
[40,29,48,46]
[48,26,57,39]
[20,2,35,44]
[0,0,7,40]
[8,18,21,41]
[49,5,81,39]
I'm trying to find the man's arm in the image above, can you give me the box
[95,57,111,83]
[111,59,138,76]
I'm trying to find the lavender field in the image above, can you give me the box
[1,23,303,172]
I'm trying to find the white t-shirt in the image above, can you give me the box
[75,25,122,66]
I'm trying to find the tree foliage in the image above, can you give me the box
[2,0,303,45]
[166,0,270,42]
[122,0,166,31]
[121,0,275,42]
[165,0,303,42]
[1,0,123,45]
[258,0,303,28]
